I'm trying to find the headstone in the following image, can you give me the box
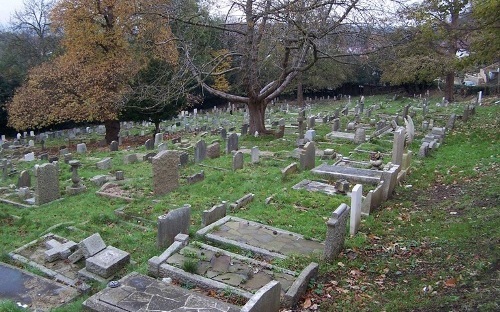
[123,154,138,164]
[109,141,119,152]
[220,128,227,140]
[241,124,249,135]
[447,113,456,130]
[207,142,221,159]
[298,118,305,139]
[226,133,239,154]
[179,152,189,166]
[157,205,191,249]
[152,150,179,196]
[145,139,154,150]
[154,133,163,146]
[18,170,31,188]
[251,146,260,163]
[194,140,207,163]
[299,142,315,170]
[34,163,60,205]
[96,157,112,170]
[79,233,106,258]
[347,122,356,131]
[350,184,362,236]
[24,152,35,162]
[233,151,244,171]
[391,128,406,166]
[281,163,298,179]
[115,171,124,181]
[353,128,366,144]
[324,203,350,262]
[186,171,204,185]
[240,281,281,312]
[332,118,340,131]
[28,140,35,147]
[202,202,227,226]
[304,129,316,142]
[308,116,315,129]
[76,143,87,154]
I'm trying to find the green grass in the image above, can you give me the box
[0,94,498,311]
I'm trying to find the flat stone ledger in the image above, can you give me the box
[152,150,179,196]
[85,246,130,278]
[35,163,60,205]
[83,272,240,312]
[311,163,383,185]
[292,179,338,196]
[197,216,324,259]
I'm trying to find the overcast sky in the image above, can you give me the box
[0,0,24,27]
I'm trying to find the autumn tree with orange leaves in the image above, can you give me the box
[8,0,178,143]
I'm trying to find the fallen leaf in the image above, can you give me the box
[445,278,457,287]
[303,298,312,309]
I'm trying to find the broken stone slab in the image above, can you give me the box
[79,233,107,258]
[230,193,254,210]
[85,246,130,279]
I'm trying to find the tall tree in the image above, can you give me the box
[7,0,177,143]
[382,0,471,101]
[174,0,388,134]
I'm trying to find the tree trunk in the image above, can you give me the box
[297,72,304,108]
[248,99,268,134]
[104,119,120,144]
[445,71,454,102]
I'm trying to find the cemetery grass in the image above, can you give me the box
[303,103,499,311]
[0,95,497,311]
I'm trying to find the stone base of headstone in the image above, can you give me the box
[66,185,87,196]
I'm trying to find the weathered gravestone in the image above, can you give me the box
[154,133,163,146]
[157,205,191,249]
[332,118,340,131]
[391,127,406,166]
[305,129,316,142]
[152,150,179,196]
[76,143,87,154]
[17,170,31,188]
[194,140,207,163]
[353,127,366,144]
[207,142,220,159]
[145,139,154,150]
[324,203,350,262]
[251,146,260,163]
[299,142,315,170]
[233,151,244,171]
[96,157,112,170]
[226,133,239,153]
[202,202,227,227]
[35,163,60,205]
[109,141,119,152]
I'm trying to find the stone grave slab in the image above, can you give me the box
[0,262,78,312]
[83,272,240,312]
[292,179,339,196]
[197,216,324,260]
[157,241,317,308]
[311,163,383,185]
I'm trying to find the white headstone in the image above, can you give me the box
[30,131,35,137]
[17,133,21,140]
[350,184,362,236]
[24,152,35,162]
[28,140,35,147]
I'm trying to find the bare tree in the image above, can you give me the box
[10,0,58,63]
[169,0,394,134]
